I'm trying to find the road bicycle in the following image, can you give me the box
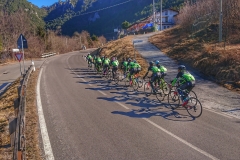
[168,83,202,118]
[111,70,124,85]
[144,77,158,97]
[87,62,93,70]
[155,78,171,102]
[102,67,111,79]
[95,64,103,74]
[122,72,139,91]
[133,73,144,88]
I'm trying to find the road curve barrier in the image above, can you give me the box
[8,65,35,160]
[41,52,56,58]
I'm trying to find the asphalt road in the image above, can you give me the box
[39,47,240,159]
[0,59,45,96]
[133,33,240,118]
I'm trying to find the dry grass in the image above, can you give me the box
[0,69,42,159]
[99,36,148,77]
[0,79,20,159]
[25,69,42,160]
[149,26,240,93]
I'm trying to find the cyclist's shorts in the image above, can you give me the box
[112,66,118,71]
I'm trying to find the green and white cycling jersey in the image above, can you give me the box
[112,60,119,67]
[103,58,110,65]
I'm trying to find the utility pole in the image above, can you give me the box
[153,0,155,31]
[219,0,223,42]
[80,36,82,48]
[160,0,162,31]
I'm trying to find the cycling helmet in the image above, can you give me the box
[178,65,186,71]
[149,61,154,66]
[111,57,115,61]
[133,59,137,63]
[155,60,160,65]
[128,58,132,62]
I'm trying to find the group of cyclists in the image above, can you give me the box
[85,53,196,107]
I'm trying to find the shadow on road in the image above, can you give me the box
[71,67,195,121]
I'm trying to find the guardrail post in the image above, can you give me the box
[8,116,17,147]
[17,86,21,98]
[14,98,20,117]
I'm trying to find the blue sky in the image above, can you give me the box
[27,0,59,7]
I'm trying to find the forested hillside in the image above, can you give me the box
[44,0,185,38]
[0,0,106,61]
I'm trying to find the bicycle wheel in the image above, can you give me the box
[161,81,170,95]
[156,88,165,102]
[144,82,152,97]
[114,72,120,85]
[185,97,202,118]
[106,71,112,80]
[131,79,139,91]
[188,90,197,99]
[137,77,144,88]
[168,90,180,109]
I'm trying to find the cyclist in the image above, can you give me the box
[126,58,134,80]
[86,53,93,66]
[95,55,102,71]
[128,60,137,82]
[143,61,161,94]
[101,55,105,66]
[103,56,110,74]
[155,60,167,78]
[110,57,119,79]
[93,55,98,69]
[134,60,141,75]
[171,65,196,106]
[129,60,141,81]
[155,60,167,85]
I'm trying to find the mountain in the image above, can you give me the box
[0,0,47,27]
[44,0,185,39]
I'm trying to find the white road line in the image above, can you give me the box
[36,68,55,160]
[115,101,129,109]
[98,90,107,96]
[143,118,219,160]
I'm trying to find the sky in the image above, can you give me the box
[27,0,59,8]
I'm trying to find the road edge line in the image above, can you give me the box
[144,118,219,160]
[36,68,55,160]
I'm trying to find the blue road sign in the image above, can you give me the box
[17,34,28,49]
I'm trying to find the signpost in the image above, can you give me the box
[132,40,143,59]
[17,34,28,73]
[14,52,23,75]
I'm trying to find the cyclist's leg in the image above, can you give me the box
[178,82,189,101]
[113,67,117,79]
[103,65,106,73]
[129,69,134,81]
[150,74,156,93]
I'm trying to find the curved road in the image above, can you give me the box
[38,46,240,159]
[0,59,44,96]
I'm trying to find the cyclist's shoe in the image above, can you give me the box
[129,80,132,85]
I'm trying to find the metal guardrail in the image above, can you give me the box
[12,65,34,160]
[41,52,56,58]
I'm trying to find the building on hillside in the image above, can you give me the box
[125,9,179,34]
[154,9,179,30]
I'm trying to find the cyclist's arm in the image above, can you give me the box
[171,72,182,86]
